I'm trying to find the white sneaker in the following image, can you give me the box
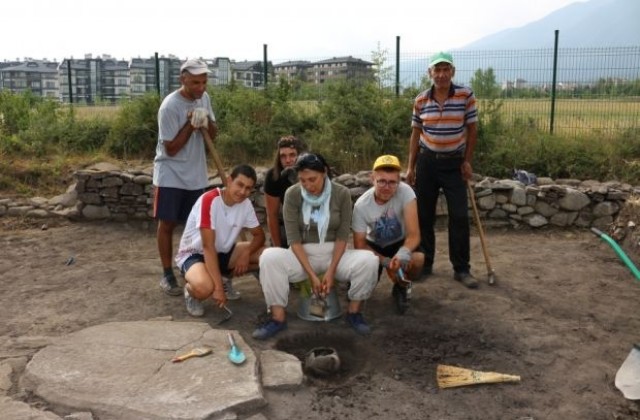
[184,287,204,317]
[223,277,241,300]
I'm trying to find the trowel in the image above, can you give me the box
[227,333,246,365]
[615,344,640,399]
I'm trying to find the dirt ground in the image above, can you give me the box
[2,218,640,419]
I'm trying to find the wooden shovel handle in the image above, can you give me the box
[467,182,494,272]
[201,128,227,187]
[201,128,248,241]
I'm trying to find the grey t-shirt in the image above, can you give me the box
[153,90,215,190]
[352,182,416,247]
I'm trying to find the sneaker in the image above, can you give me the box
[252,319,287,340]
[454,271,479,289]
[184,287,204,317]
[345,312,371,336]
[222,277,241,300]
[160,274,182,296]
[392,284,409,315]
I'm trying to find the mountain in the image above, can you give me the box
[462,0,640,49]
[399,0,640,87]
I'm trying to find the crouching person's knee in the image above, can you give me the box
[347,251,379,301]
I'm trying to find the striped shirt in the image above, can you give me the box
[411,84,478,153]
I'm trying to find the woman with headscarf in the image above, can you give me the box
[253,153,379,340]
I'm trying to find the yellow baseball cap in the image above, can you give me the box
[373,155,401,171]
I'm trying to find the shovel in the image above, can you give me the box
[227,333,246,365]
[615,344,640,399]
[171,346,213,363]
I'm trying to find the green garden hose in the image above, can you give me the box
[590,227,640,282]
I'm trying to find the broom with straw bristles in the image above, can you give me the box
[436,364,521,389]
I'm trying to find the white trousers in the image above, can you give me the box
[258,242,379,308]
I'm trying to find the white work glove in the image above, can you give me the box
[394,246,412,272]
[190,108,209,129]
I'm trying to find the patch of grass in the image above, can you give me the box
[0,153,119,198]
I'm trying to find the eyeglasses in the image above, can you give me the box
[376,179,399,188]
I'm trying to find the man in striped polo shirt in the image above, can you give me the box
[405,51,479,289]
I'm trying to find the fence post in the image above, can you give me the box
[263,44,268,88]
[66,59,73,104]
[550,30,559,134]
[154,52,161,96]
[395,36,400,97]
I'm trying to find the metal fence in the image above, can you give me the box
[266,41,640,137]
[2,40,639,137]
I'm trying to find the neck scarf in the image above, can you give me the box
[301,176,332,244]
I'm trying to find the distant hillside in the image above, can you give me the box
[463,0,640,49]
[399,0,640,88]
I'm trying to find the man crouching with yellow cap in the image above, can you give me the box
[352,155,425,314]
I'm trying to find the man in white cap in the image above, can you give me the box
[352,155,425,314]
[405,52,479,289]
[153,59,231,298]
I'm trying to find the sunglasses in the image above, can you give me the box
[277,136,300,148]
[295,153,325,171]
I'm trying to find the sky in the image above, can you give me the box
[2,0,587,63]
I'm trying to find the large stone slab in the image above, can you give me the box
[22,321,265,419]
[0,396,62,419]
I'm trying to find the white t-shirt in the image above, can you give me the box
[352,182,416,248]
[175,188,259,268]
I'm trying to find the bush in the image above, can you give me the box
[0,91,61,156]
[104,93,160,159]
[303,80,410,172]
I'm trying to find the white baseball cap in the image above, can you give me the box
[180,59,211,75]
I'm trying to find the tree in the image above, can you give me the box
[470,67,500,99]
[371,42,393,91]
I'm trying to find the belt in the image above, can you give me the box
[420,148,464,159]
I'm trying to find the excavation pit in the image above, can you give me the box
[275,330,367,383]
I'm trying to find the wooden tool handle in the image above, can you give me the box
[201,129,228,187]
[467,183,494,272]
[171,351,196,363]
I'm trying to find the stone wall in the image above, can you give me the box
[1,161,638,230]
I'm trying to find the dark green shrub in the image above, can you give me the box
[104,93,160,159]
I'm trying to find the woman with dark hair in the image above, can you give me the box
[263,136,306,248]
[253,153,379,340]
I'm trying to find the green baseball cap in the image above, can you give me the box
[429,51,454,67]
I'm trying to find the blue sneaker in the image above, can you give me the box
[252,319,287,340]
[346,312,371,336]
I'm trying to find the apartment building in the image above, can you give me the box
[0,59,59,98]
[130,55,182,98]
[58,54,129,104]
[307,56,373,84]
[0,54,375,101]
[232,60,264,88]
[208,57,232,86]
[273,60,312,82]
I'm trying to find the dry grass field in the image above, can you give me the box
[67,98,640,137]
[67,104,120,120]
[478,98,640,136]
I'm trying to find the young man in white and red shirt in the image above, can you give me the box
[175,164,266,317]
